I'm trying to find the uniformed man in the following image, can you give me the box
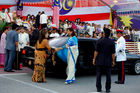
[0,8,6,21]
[115,30,126,84]
[93,28,115,92]
[6,8,13,24]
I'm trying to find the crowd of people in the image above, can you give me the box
[0,8,140,40]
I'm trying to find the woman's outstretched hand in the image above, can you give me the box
[55,47,63,52]
[55,48,60,52]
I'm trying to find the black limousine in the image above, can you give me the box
[20,37,140,75]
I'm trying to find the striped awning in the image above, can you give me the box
[22,0,46,2]
[117,10,140,16]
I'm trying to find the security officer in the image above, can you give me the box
[115,30,126,84]
[93,28,115,92]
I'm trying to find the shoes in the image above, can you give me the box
[64,80,75,84]
[7,70,15,72]
[16,69,22,70]
[4,69,7,72]
[37,81,47,83]
[106,90,110,93]
[97,90,102,92]
[115,81,124,84]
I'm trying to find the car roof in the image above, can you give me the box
[78,37,98,41]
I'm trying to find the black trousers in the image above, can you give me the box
[13,51,21,70]
[41,24,47,29]
[96,66,111,91]
[36,23,40,29]
[116,61,125,83]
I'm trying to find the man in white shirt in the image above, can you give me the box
[16,15,23,26]
[50,28,60,38]
[87,23,95,37]
[63,21,68,30]
[40,11,48,29]
[6,8,13,23]
[0,8,6,21]
[115,30,126,84]
[18,27,30,51]
[135,30,140,40]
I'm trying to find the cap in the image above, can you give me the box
[116,29,124,33]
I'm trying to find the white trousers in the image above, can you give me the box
[66,46,79,81]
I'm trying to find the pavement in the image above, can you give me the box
[0,67,33,74]
[0,67,140,93]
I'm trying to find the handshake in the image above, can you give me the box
[54,47,63,52]
[54,44,69,52]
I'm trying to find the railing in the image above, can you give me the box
[126,42,140,55]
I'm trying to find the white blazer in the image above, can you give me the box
[40,14,48,24]
[116,36,127,62]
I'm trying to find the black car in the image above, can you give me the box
[20,37,140,75]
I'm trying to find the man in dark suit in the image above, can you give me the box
[31,24,39,46]
[93,28,115,92]
[35,12,41,29]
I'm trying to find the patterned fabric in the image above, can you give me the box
[32,39,51,83]
[0,54,6,66]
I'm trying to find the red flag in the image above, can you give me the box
[53,6,59,28]
[53,0,60,29]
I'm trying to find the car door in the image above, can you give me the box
[77,39,96,70]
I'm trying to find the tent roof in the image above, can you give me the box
[112,2,140,11]
[22,0,44,2]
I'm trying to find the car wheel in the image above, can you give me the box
[133,61,140,75]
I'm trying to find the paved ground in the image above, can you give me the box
[0,68,140,93]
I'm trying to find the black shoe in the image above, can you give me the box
[15,68,22,70]
[97,89,102,92]
[7,70,15,72]
[106,90,110,93]
[4,70,7,72]
[18,69,22,70]
[115,81,124,84]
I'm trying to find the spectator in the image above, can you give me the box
[6,8,13,24]
[88,23,95,37]
[96,25,102,34]
[0,27,10,66]
[0,8,6,21]
[50,28,60,38]
[93,32,97,38]
[85,32,90,38]
[40,11,48,29]
[79,33,84,37]
[12,11,17,23]
[35,12,41,28]
[59,28,64,36]
[18,26,30,51]
[16,15,23,26]
[63,21,69,30]
[61,28,69,37]
[31,25,39,46]
[4,24,19,72]
[26,14,31,21]
[97,33,103,39]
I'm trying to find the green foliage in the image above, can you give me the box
[0,20,7,31]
